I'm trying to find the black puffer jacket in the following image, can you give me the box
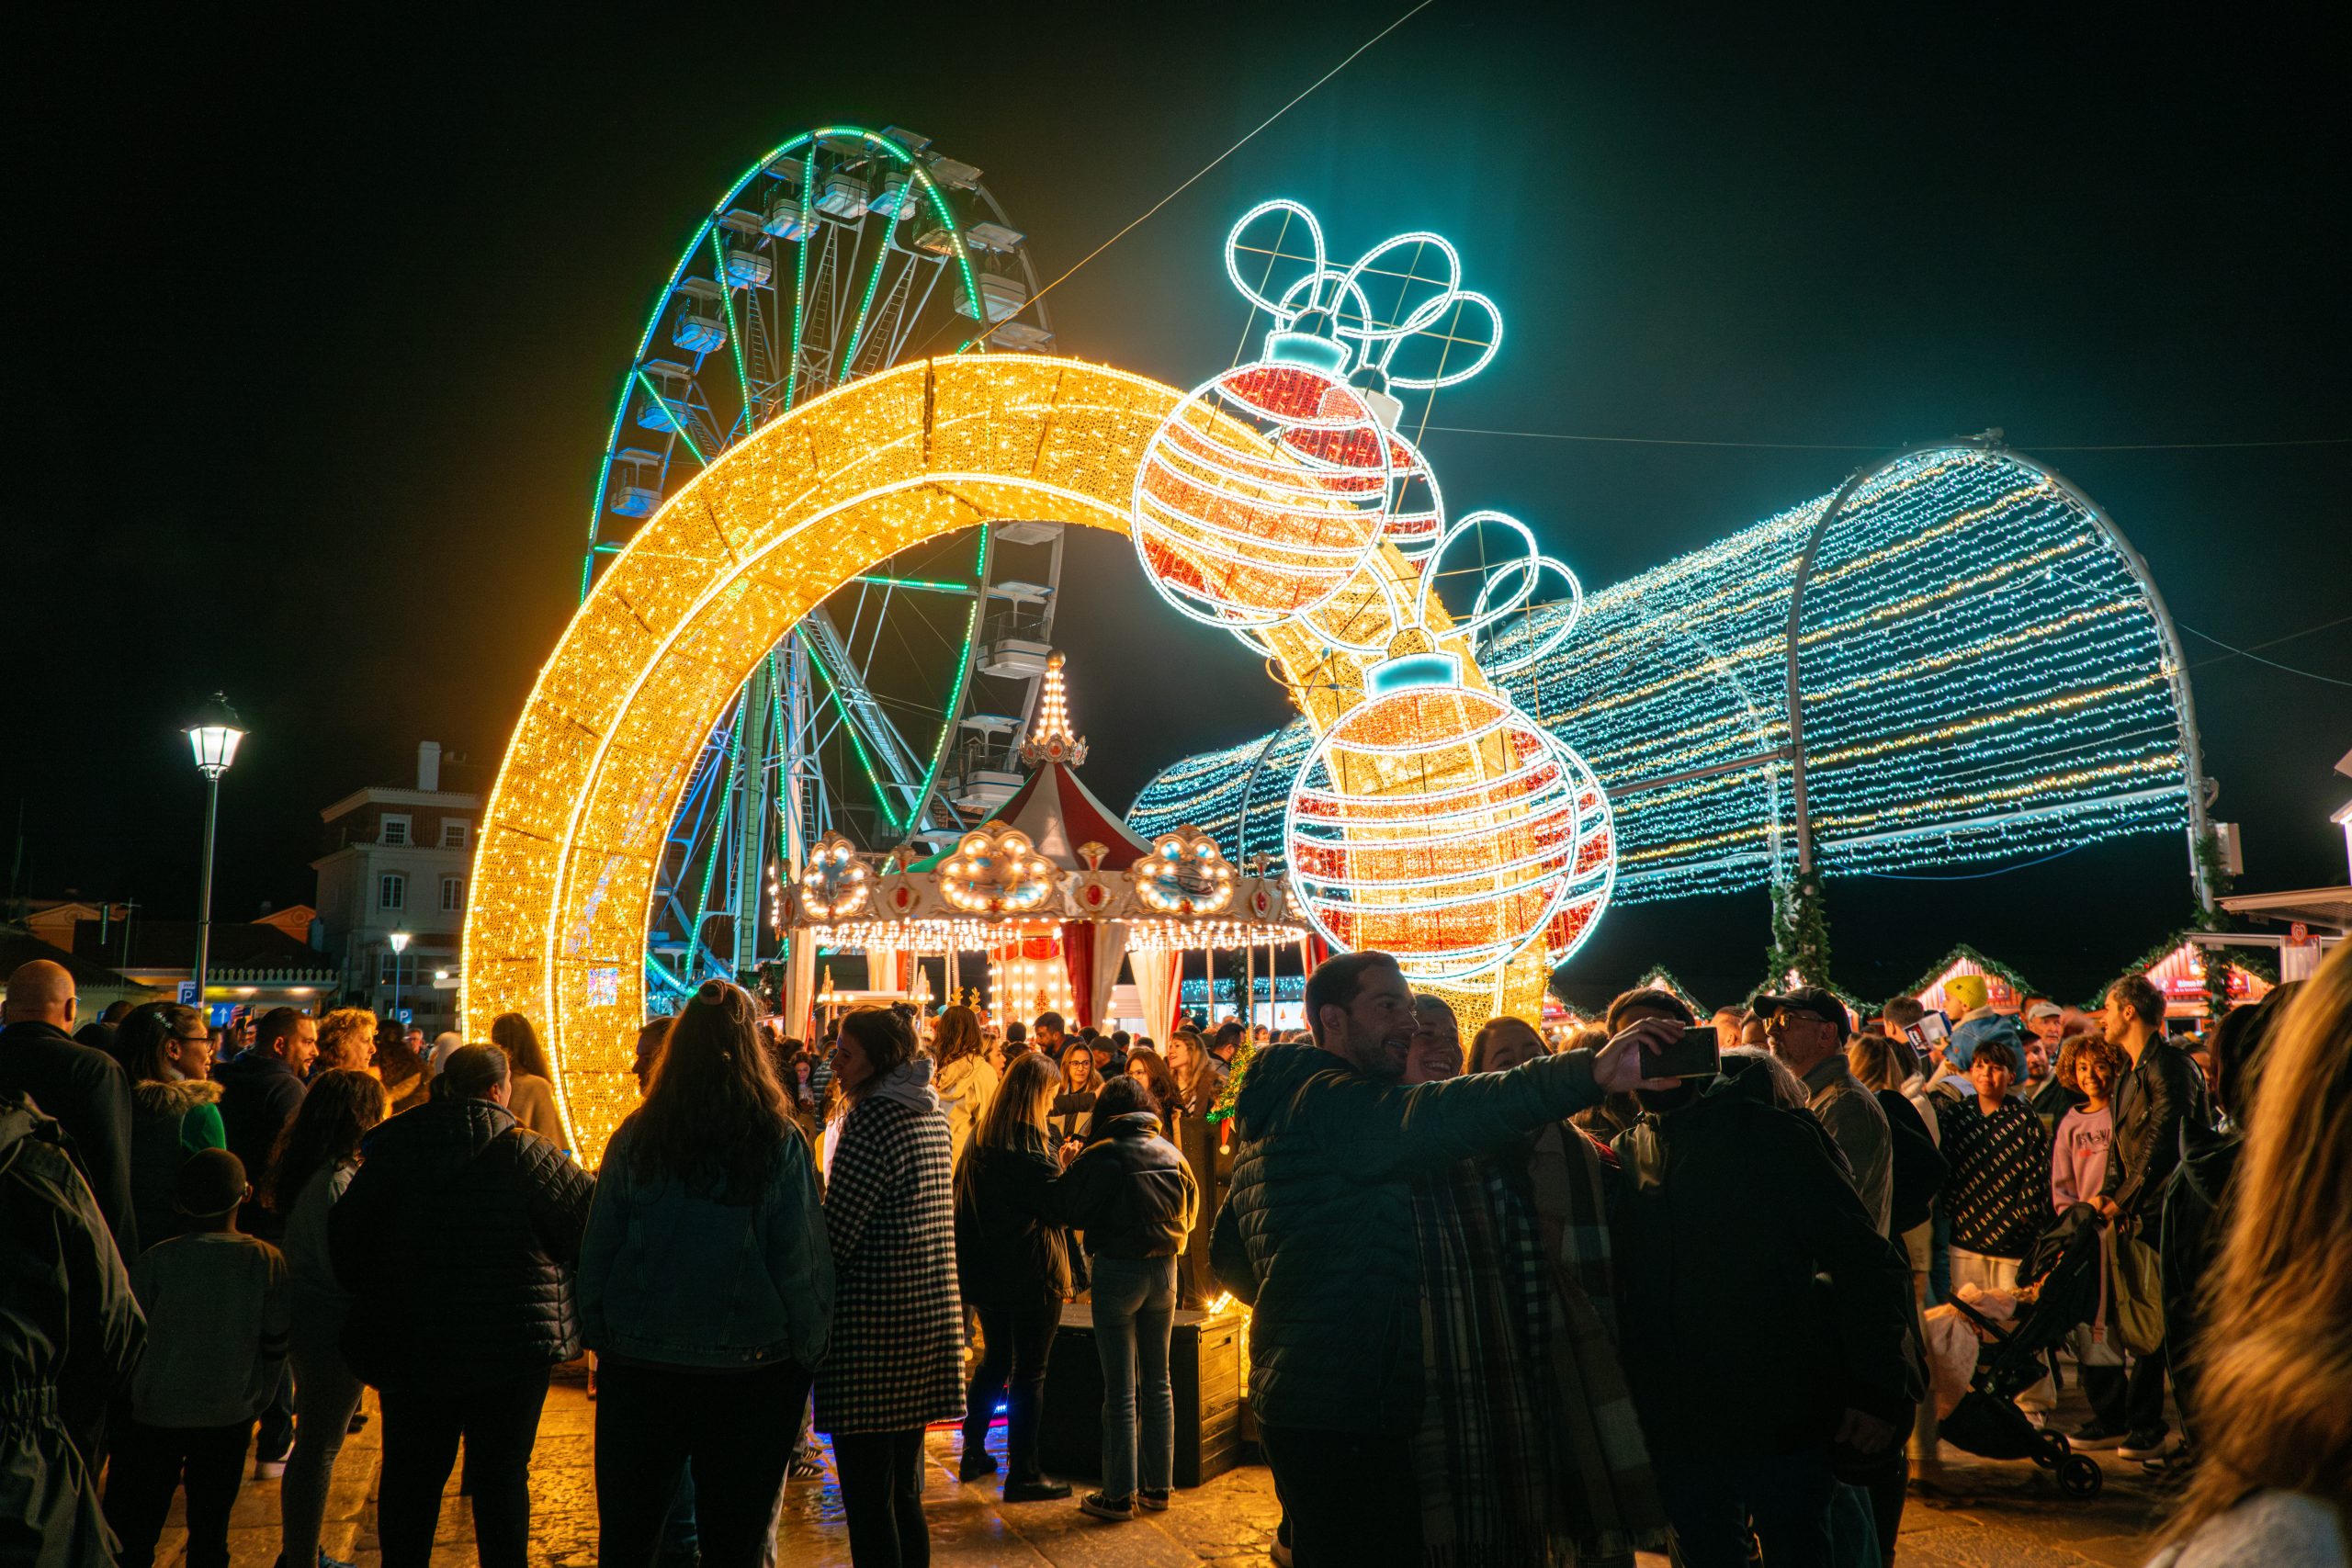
[954,1124,1077,1305]
[1049,1111,1197,1259]
[2099,1037,2210,1221]
[329,1096,594,1390]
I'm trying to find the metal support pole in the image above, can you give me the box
[194,773,220,1003]
[730,660,776,976]
[391,945,402,1019]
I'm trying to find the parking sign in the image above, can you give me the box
[176,981,200,1005]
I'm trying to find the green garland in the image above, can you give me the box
[1767,869,1834,991]
[1895,942,2039,1012]
[1206,1038,1254,1123]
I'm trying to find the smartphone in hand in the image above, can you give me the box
[1639,1024,1723,1081]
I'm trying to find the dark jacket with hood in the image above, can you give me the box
[215,1047,306,1239]
[1049,1110,1197,1260]
[1609,1055,1920,1462]
[1223,1041,1608,1434]
[328,1095,594,1390]
[954,1122,1079,1304]
[0,1092,145,1567]
[0,1020,138,1258]
[128,1077,228,1251]
[2098,1035,2209,1221]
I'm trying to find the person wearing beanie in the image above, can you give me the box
[103,1148,290,1568]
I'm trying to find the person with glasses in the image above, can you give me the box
[118,1002,231,1250]
[1759,987,1893,1239]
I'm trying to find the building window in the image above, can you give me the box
[381,815,412,846]
[440,820,469,849]
[379,873,406,911]
[441,875,465,912]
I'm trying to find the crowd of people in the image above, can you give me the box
[3,939,2346,1568]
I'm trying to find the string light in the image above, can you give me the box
[1133,446,2196,909]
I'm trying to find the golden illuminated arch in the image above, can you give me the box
[462,355,1548,1162]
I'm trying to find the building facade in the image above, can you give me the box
[311,741,479,1034]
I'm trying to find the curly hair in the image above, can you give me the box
[317,1007,379,1071]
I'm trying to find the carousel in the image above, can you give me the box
[775,653,1309,1038]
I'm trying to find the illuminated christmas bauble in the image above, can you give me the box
[1379,428,1445,562]
[1131,359,1393,630]
[1283,650,1589,982]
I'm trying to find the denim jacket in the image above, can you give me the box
[579,1116,834,1371]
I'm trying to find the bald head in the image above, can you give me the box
[4,961,78,1028]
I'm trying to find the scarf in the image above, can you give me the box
[1410,1156,1668,1568]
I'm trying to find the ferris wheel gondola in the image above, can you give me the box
[582,126,1064,1004]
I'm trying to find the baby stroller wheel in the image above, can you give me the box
[2035,1429,2072,1467]
[2058,1454,2104,1498]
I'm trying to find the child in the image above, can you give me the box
[1941,1033,2053,1292]
[103,1148,290,1568]
[2052,1036,2132,1448]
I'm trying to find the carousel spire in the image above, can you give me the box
[1020,650,1089,767]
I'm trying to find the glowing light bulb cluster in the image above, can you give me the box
[797,833,871,919]
[938,825,1057,914]
[1132,446,2198,914]
[1132,828,1238,916]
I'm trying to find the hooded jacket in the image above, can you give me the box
[0,1092,144,1567]
[1609,1057,1919,1461]
[328,1095,594,1390]
[934,1053,999,1168]
[128,1077,227,1249]
[815,1058,965,1435]
[1223,1040,1608,1434]
[1050,1110,1197,1259]
[0,1020,138,1258]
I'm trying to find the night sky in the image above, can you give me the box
[16,5,2348,1005]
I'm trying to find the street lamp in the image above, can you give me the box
[184,694,246,1007]
[389,930,412,1020]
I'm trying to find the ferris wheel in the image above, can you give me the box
[582,125,1065,1003]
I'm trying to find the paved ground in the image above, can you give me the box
[171,1366,2171,1567]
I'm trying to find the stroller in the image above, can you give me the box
[1936,1203,2108,1498]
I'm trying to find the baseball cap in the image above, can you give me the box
[1755,987,1852,1041]
[174,1147,249,1217]
[2026,1001,2062,1021]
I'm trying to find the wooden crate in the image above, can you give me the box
[1036,1302,1247,1486]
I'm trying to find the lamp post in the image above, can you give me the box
[184,694,247,1009]
[389,930,412,1021]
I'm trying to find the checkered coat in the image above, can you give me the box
[813,1089,965,1434]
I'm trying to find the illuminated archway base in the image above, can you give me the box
[463,355,1556,1162]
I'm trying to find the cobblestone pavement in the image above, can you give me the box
[175,1368,2168,1567]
